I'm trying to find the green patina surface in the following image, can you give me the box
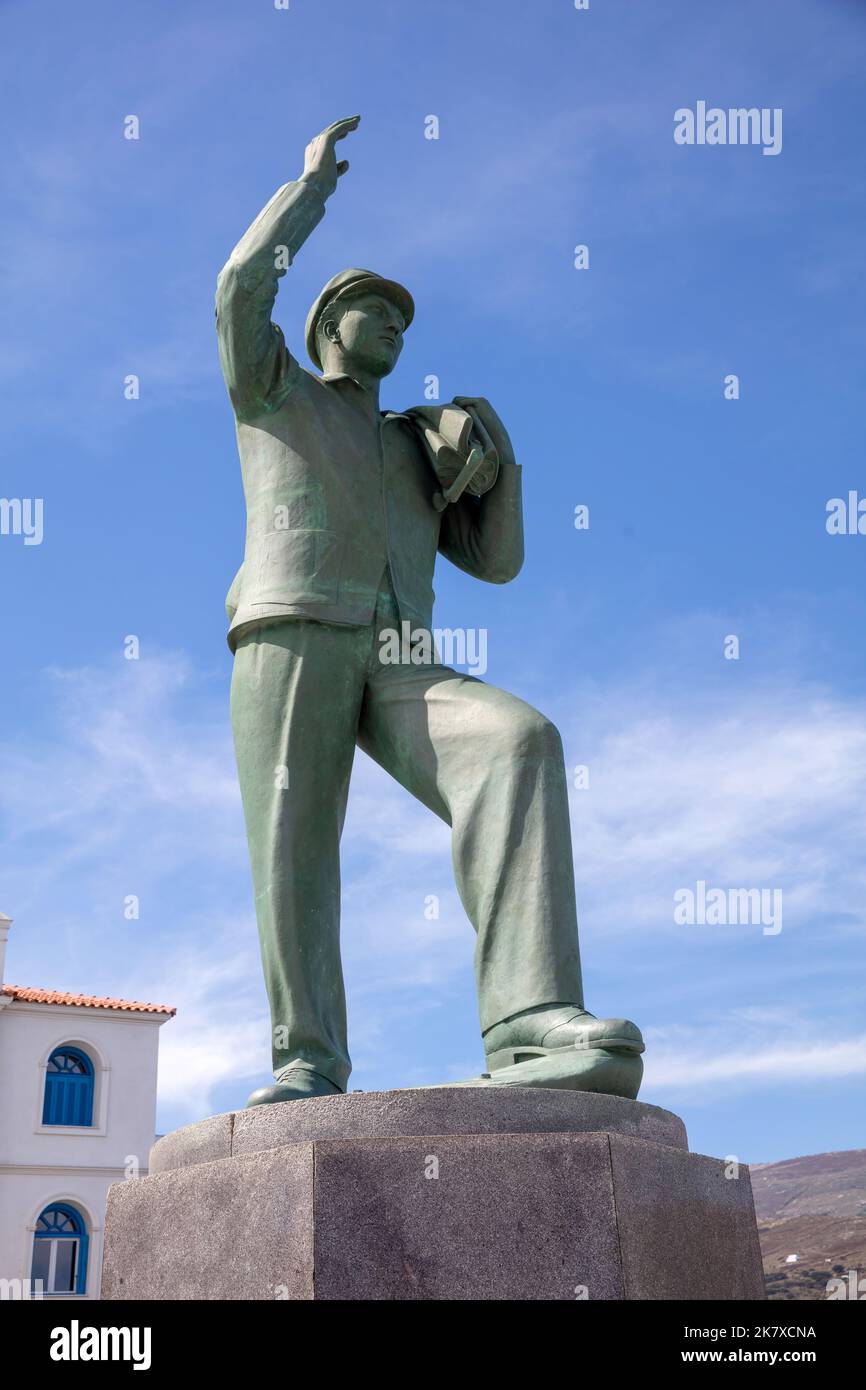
[217,118,644,1106]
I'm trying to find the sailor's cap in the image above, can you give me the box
[305,267,415,370]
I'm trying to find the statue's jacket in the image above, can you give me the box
[216,179,524,652]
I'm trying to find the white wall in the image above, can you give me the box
[0,1002,168,1298]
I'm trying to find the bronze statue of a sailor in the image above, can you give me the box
[216,117,644,1106]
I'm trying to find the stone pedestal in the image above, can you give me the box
[101,1088,764,1300]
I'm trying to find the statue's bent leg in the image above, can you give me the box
[357,663,584,1030]
[358,662,643,1097]
[231,619,368,1097]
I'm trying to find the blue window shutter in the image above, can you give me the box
[42,1049,94,1127]
[75,1230,89,1294]
[42,1072,55,1124]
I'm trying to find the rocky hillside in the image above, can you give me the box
[750,1149,866,1300]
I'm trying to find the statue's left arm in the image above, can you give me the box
[437,396,525,584]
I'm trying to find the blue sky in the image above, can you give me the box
[1,0,865,1164]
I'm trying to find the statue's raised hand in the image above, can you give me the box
[300,116,361,200]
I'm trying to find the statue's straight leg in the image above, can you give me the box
[357,661,585,1032]
[230,620,369,1092]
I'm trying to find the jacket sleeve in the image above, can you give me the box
[215,179,327,422]
[437,460,524,584]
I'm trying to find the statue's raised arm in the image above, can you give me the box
[215,116,361,422]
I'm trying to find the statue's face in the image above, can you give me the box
[325,292,405,378]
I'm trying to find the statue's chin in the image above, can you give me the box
[367,355,396,380]
[343,349,397,381]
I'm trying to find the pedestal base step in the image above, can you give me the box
[102,1091,764,1301]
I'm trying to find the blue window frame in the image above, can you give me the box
[31,1203,89,1295]
[42,1046,94,1127]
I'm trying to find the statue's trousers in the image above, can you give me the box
[230,580,584,1090]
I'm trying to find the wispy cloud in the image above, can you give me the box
[646,1013,866,1096]
[560,679,866,942]
[652,1034,866,1090]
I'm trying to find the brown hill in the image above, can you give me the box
[750,1150,866,1300]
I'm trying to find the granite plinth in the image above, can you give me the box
[102,1088,764,1301]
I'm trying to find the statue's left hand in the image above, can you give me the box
[453,396,517,467]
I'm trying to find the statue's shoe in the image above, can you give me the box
[245,1067,342,1107]
[484,1005,644,1073]
[449,1047,643,1100]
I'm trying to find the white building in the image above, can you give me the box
[0,912,174,1298]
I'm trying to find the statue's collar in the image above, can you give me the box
[319,370,407,420]
[319,370,359,385]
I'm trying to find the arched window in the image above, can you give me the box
[42,1046,94,1127]
[31,1203,89,1295]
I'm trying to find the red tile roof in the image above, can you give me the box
[1,984,175,1016]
